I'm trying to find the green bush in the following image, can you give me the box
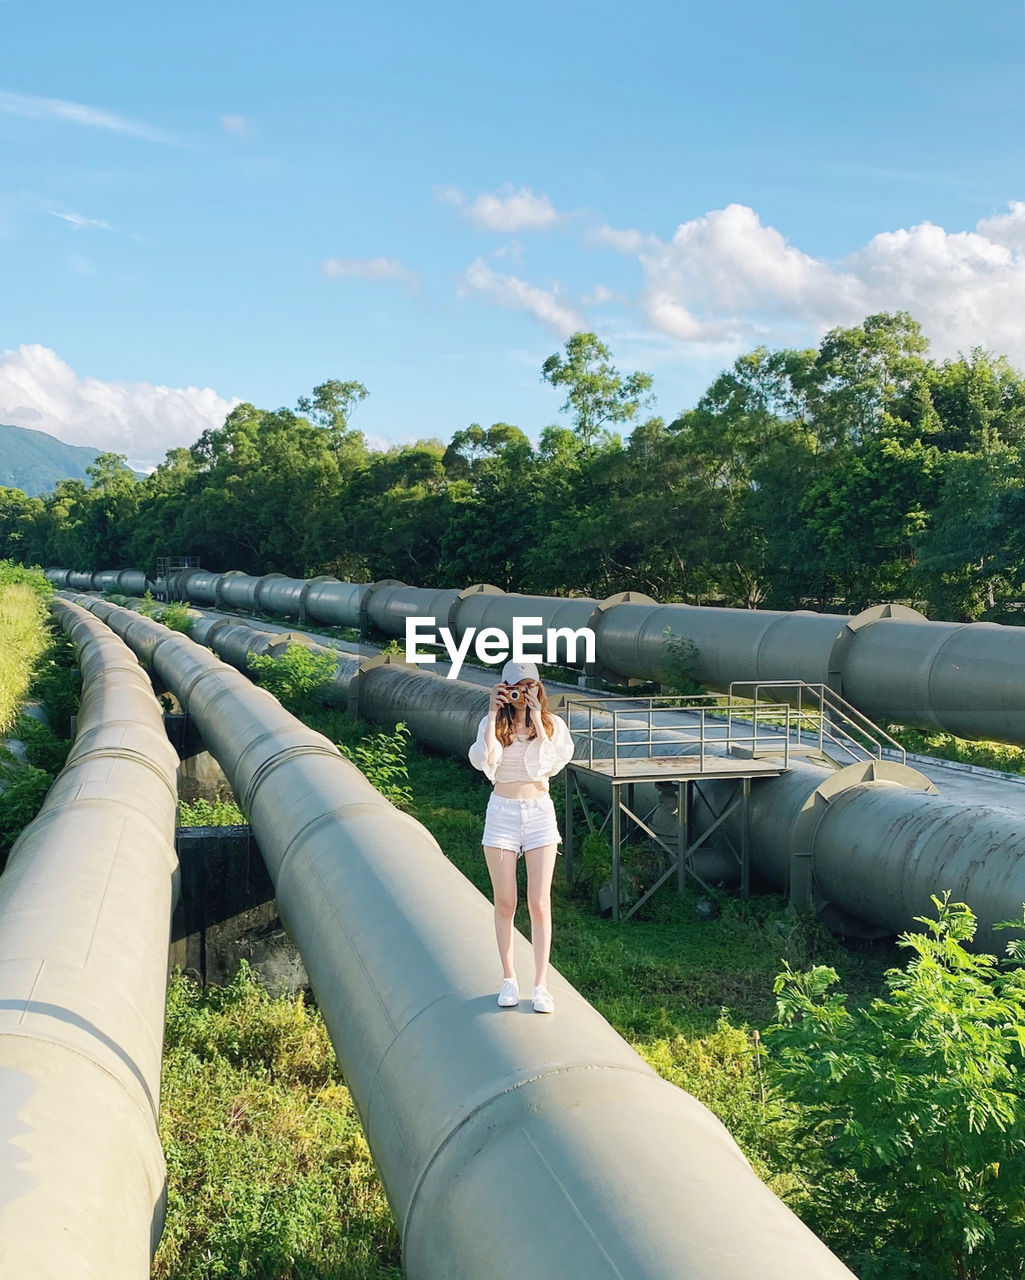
[766,894,1025,1280]
[31,631,81,737]
[133,590,192,634]
[161,601,193,633]
[136,588,161,617]
[12,713,70,774]
[247,644,338,716]
[0,764,53,859]
[660,625,704,696]
[178,797,247,826]
[337,722,414,810]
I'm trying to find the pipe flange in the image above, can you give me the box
[446,583,505,635]
[348,650,429,719]
[239,742,350,816]
[299,575,340,622]
[788,759,937,910]
[751,609,819,682]
[266,634,323,658]
[584,590,659,682]
[254,572,287,612]
[826,602,926,699]
[359,579,406,634]
[215,569,246,609]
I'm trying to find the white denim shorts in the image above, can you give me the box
[482,792,562,859]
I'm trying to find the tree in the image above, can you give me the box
[808,312,931,450]
[541,332,654,444]
[296,379,369,432]
[441,422,530,480]
[0,487,43,562]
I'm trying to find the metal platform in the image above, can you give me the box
[579,753,785,781]
[563,695,794,921]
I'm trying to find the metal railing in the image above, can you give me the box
[572,694,793,774]
[727,681,906,766]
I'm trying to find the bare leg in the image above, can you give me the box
[523,844,558,988]
[483,845,519,980]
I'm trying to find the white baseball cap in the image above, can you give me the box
[500,659,540,685]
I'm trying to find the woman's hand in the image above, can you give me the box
[524,684,548,735]
[488,684,510,718]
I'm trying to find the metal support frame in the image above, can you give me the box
[564,764,757,922]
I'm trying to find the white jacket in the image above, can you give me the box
[468,713,576,787]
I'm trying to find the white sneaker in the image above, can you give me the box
[497,977,519,1007]
[532,985,555,1014]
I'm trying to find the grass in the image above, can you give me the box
[155,962,401,1280]
[0,562,52,736]
[0,562,77,864]
[889,724,1025,776]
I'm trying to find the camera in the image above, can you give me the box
[506,687,522,701]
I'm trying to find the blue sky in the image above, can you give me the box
[2,0,1024,467]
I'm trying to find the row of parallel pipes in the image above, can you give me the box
[59,592,855,1280]
[45,565,1025,746]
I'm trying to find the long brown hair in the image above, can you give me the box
[495,681,556,747]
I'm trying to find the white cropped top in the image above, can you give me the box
[468,713,576,790]
[494,732,534,783]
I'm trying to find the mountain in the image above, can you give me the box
[0,423,132,497]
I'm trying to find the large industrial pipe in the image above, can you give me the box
[64,593,854,1280]
[0,598,179,1277]
[85,563,1025,747]
[697,758,1025,951]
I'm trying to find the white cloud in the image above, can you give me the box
[452,185,561,233]
[971,201,1025,253]
[631,201,1025,360]
[49,210,111,232]
[221,114,250,138]
[459,258,584,336]
[322,256,419,290]
[588,223,660,254]
[0,345,238,470]
[0,88,176,145]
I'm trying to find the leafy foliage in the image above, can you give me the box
[178,796,247,826]
[134,590,193,633]
[247,644,338,716]
[12,712,70,774]
[660,626,703,694]
[336,721,414,810]
[0,764,53,859]
[889,724,1025,776]
[30,629,81,737]
[767,895,1025,1279]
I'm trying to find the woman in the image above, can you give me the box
[468,660,576,1013]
